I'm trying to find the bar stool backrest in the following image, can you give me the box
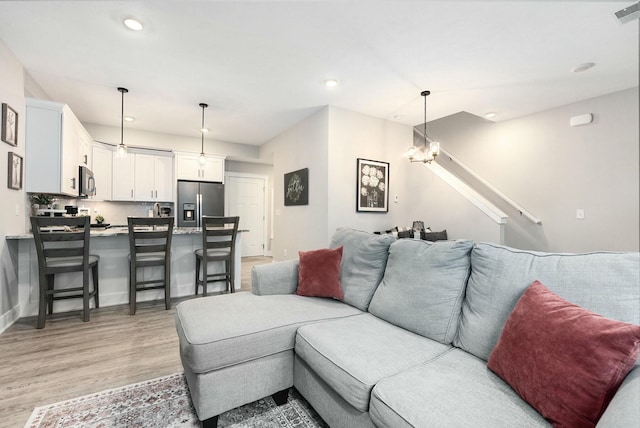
[201,216,239,255]
[31,216,91,271]
[127,217,174,261]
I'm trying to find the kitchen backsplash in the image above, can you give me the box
[37,197,174,226]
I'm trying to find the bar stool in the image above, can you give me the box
[30,216,99,329]
[195,216,239,296]
[127,217,174,315]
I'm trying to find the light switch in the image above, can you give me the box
[576,209,585,219]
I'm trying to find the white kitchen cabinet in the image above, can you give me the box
[77,123,93,168]
[111,152,135,201]
[91,145,113,201]
[175,153,225,183]
[25,98,89,196]
[134,153,173,202]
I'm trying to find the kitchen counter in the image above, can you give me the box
[6,226,248,240]
[6,227,246,319]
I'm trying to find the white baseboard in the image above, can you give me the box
[0,304,21,334]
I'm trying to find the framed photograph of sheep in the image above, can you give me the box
[2,103,18,146]
[356,158,388,212]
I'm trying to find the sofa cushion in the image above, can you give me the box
[455,243,640,361]
[370,348,550,428]
[368,239,473,344]
[175,292,362,374]
[329,227,396,311]
[296,246,344,299]
[488,280,640,427]
[295,313,450,412]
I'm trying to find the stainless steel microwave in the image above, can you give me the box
[79,165,96,197]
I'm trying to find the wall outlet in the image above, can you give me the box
[283,248,287,257]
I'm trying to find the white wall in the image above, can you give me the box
[260,107,330,260]
[0,39,26,331]
[421,88,639,252]
[326,106,415,242]
[84,123,259,161]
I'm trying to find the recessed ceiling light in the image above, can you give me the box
[123,18,144,31]
[124,116,135,122]
[324,79,339,88]
[485,112,497,119]
[571,62,596,73]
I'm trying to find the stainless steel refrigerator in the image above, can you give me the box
[177,180,225,227]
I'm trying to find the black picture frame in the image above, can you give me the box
[2,103,18,146]
[8,152,23,190]
[356,158,389,212]
[284,168,309,206]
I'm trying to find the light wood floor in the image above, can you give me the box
[0,256,272,428]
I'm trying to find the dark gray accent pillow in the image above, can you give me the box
[421,229,447,241]
[330,228,396,311]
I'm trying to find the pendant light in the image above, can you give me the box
[117,87,129,158]
[407,90,440,164]
[199,103,208,165]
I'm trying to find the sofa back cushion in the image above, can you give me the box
[455,242,640,361]
[369,239,473,344]
[330,227,396,311]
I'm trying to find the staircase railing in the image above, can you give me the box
[438,148,542,224]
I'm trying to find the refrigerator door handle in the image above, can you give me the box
[197,193,201,228]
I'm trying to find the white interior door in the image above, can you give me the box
[226,174,266,257]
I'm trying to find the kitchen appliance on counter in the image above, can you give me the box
[177,180,224,227]
[79,166,96,197]
[160,206,172,217]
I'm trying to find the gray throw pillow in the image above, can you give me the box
[369,239,473,344]
[330,228,396,311]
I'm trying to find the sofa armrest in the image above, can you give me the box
[597,365,640,427]
[251,259,299,295]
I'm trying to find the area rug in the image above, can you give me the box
[24,372,328,428]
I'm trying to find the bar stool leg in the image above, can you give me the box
[46,274,54,314]
[195,255,200,295]
[129,262,136,315]
[83,267,90,322]
[229,260,235,293]
[92,263,100,308]
[202,259,208,297]
[165,260,171,310]
[37,273,48,329]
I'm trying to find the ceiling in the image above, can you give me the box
[0,1,637,146]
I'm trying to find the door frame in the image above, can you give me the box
[224,171,270,257]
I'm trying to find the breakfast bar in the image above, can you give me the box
[6,227,244,318]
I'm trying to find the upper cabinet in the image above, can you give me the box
[134,153,173,202]
[175,152,225,183]
[25,98,91,196]
[91,144,113,201]
[111,149,174,202]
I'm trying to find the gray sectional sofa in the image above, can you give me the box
[175,227,640,427]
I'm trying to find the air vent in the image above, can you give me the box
[615,3,639,24]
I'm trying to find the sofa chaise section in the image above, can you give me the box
[175,292,363,424]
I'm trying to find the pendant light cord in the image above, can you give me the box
[422,90,430,149]
[199,103,208,155]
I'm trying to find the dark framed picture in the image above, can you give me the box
[357,158,389,212]
[284,168,309,206]
[8,152,23,190]
[2,103,18,146]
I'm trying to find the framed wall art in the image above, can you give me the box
[357,158,388,212]
[8,152,23,190]
[284,167,309,206]
[2,103,18,146]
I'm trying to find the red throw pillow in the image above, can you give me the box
[487,280,640,427]
[296,246,344,299]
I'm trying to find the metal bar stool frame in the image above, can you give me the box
[195,216,239,297]
[127,217,174,315]
[30,216,99,329]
